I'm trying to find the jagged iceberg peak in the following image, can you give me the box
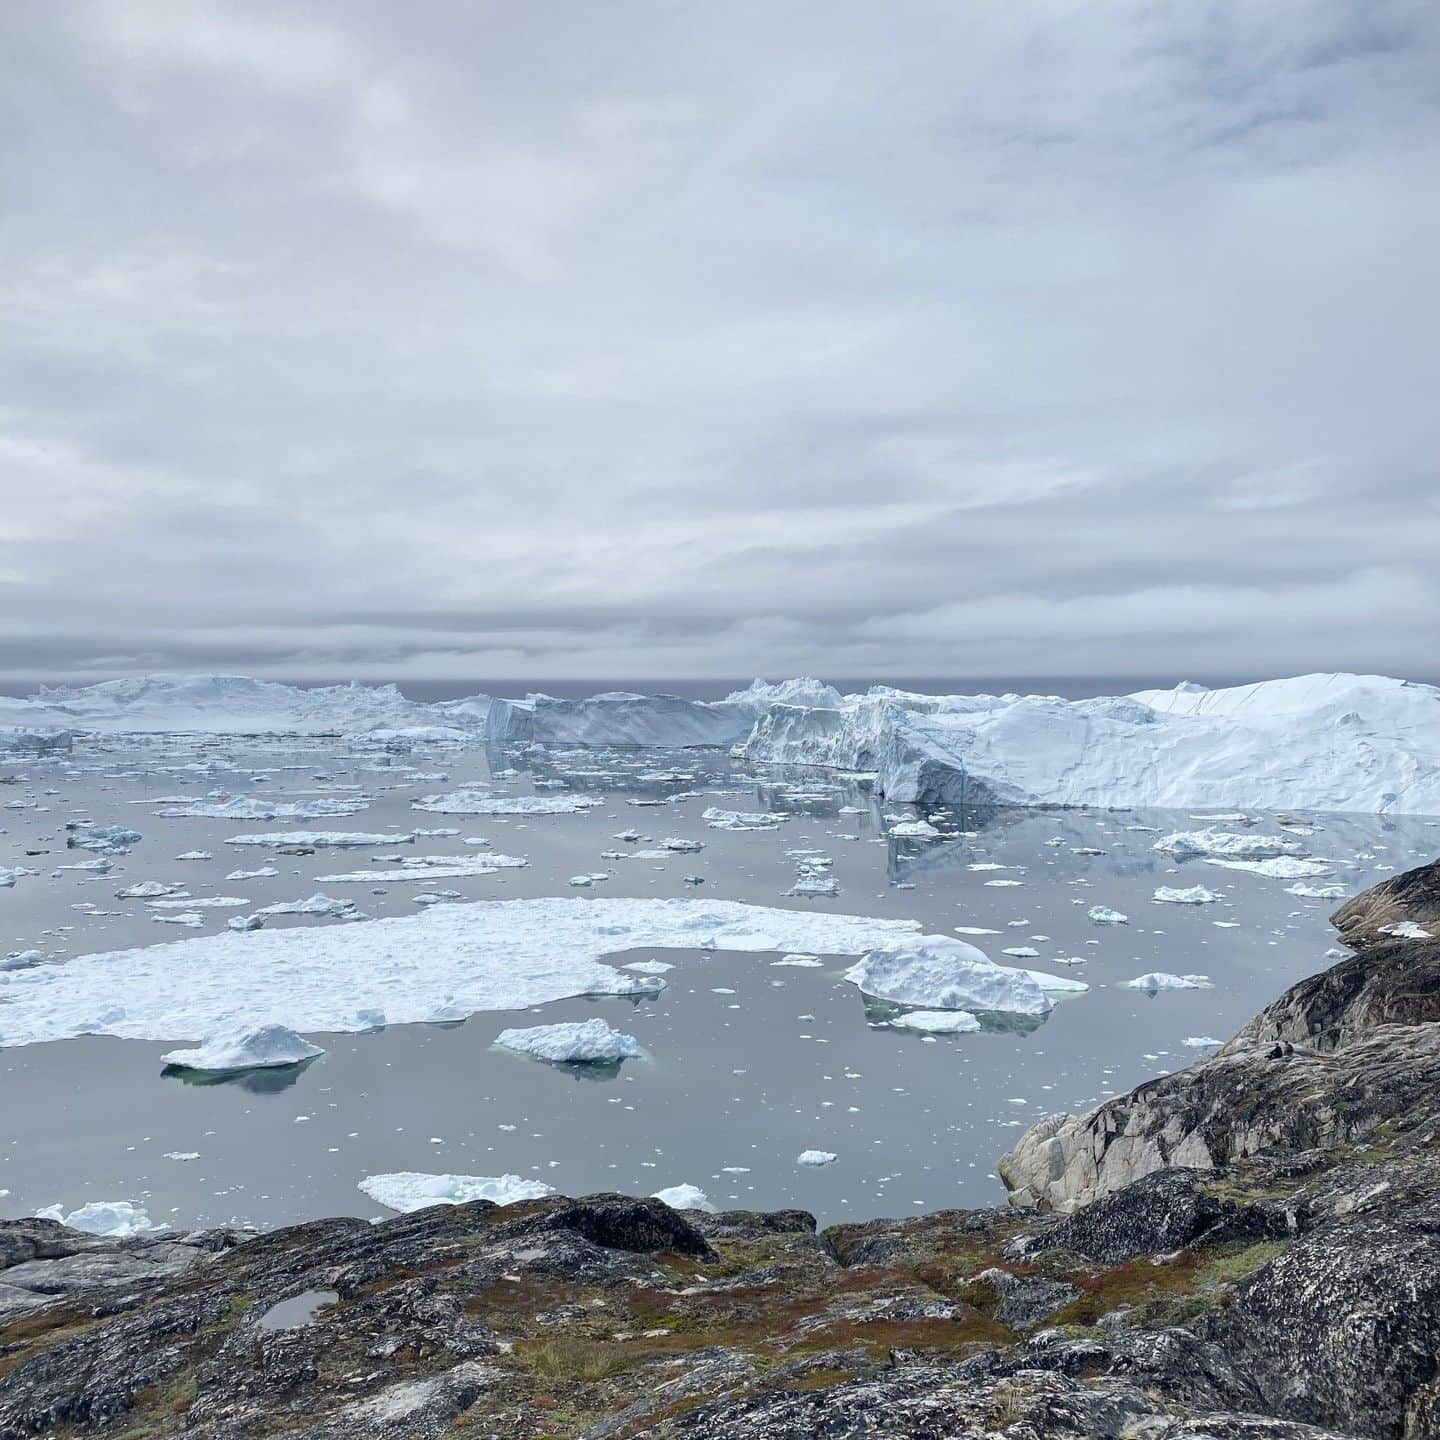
[725,677,845,711]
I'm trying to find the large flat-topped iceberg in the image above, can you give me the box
[484,691,755,748]
[743,673,1440,815]
[0,898,918,1049]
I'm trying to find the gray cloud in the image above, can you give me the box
[1,0,1437,686]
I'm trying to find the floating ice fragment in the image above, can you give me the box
[651,1183,715,1212]
[493,1018,641,1065]
[162,1024,325,1073]
[1153,886,1220,904]
[1088,906,1128,925]
[359,1172,554,1213]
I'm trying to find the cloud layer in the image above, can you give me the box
[2,0,1436,683]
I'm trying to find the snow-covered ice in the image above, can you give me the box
[359,1172,555,1213]
[413,791,601,816]
[1124,972,1213,991]
[742,673,1440,815]
[34,1200,159,1237]
[314,855,528,883]
[161,1024,325,1072]
[796,1149,837,1166]
[1088,906,1128,925]
[494,1018,642,1064]
[651,1183,715,1211]
[1153,886,1221,904]
[0,899,918,1048]
[1154,829,1304,861]
[890,1009,981,1034]
[843,935,1053,1016]
[225,830,416,849]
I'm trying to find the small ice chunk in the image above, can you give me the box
[1124,972,1213,991]
[1153,886,1220,904]
[494,1017,641,1064]
[161,1024,325,1072]
[1088,906,1128,925]
[844,935,1052,1016]
[651,1183,715,1212]
[797,1149,837,1166]
[34,1200,159,1237]
[890,1009,980,1034]
[359,1172,555,1213]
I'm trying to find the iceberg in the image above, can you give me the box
[412,791,601,816]
[161,1024,325,1072]
[891,1009,981,1034]
[314,855,528,883]
[651,1183,715,1212]
[33,1200,160,1237]
[1123,972,1213,991]
[796,1149,838,1166]
[487,692,756,749]
[155,795,369,821]
[225,830,416,848]
[1153,885,1221,904]
[843,935,1053,1016]
[741,673,1440,815]
[0,898,917,1049]
[359,1172,554,1213]
[256,893,363,919]
[1153,829,1304,861]
[3,674,452,737]
[494,1018,641,1064]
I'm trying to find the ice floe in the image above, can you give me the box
[1154,829,1304,861]
[843,935,1053,1016]
[225,830,416,849]
[161,1024,325,1072]
[34,1200,159,1237]
[651,1183,715,1211]
[1123,972,1213,991]
[0,899,917,1048]
[413,791,600,816]
[1088,905,1128,925]
[889,1009,981,1034]
[359,1172,555,1213]
[796,1149,837,1166]
[494,1018,641,1064]
[314,855,528,883]
[1153,885,1221,904]
[155,795,369,821]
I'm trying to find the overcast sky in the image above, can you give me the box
[2,1,1437,687]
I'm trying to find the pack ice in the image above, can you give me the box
[0,899,918,1049]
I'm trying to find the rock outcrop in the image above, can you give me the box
[998,857,1440,1213]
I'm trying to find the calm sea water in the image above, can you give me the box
[1,731,1433,1230]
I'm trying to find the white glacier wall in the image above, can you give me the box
[742,673,1440,816]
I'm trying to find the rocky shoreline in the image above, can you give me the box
[3,861,1438,1439]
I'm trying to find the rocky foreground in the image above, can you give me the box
[3,864,1439,1439]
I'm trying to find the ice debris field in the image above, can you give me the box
[1,670,1438,1232]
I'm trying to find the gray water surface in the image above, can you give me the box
[2,734,1434,1228]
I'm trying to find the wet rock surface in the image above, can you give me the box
[3,863,1439,1437]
